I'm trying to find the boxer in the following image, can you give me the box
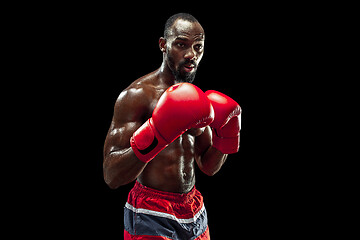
[103,13,241,240]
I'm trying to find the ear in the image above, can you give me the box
[159,37,167,53]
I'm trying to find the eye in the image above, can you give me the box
[194,44,203,51]
[177,42,185,48]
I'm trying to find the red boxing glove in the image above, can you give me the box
[131,83,214,163]
[205,90,242,154]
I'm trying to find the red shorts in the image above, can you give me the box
[124,181,210,240]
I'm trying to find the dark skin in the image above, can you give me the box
[103,19,228,193]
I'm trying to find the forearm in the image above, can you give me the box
[198,146,228,176]
[103,147,147,189]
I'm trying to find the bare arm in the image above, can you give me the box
[103,87,150,189]
[195,126,228,176]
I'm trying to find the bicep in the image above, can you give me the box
[104,88,150,158]
[104,121,142,157]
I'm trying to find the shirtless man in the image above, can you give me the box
[103,13,241,240]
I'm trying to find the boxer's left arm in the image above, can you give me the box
[195,126,228,176]
[195,90,241,176]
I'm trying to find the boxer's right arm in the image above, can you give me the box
[103,87,150,189]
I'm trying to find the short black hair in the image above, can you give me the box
[164,13,199,39]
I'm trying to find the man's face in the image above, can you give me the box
[165,19,205,83]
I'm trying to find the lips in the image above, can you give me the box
[183,64,195,72]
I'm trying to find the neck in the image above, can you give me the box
[158,60,177,86]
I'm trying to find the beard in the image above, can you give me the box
[167,55,198,83]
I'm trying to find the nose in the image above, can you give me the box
[184,48,196,61]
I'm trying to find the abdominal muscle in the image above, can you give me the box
[137,129,202,193]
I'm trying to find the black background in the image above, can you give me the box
[17,2,336,239]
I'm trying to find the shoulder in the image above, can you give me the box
[113,73,159,122]
[116,78,155,110]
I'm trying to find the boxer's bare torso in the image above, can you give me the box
[104,69,225,193]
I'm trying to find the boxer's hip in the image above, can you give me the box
[124,181,210,239]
